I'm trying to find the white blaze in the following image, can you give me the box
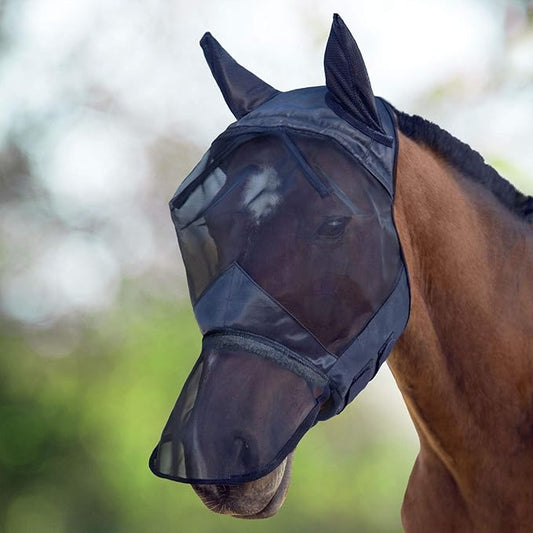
[241,166,281,223]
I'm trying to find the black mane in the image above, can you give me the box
[394,109,533,222]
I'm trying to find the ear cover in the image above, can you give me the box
[200,32,280,119]
[324,14,384,134]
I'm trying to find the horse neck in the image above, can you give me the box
[388,133,533,496]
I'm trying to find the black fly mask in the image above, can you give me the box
[150,15,410,485]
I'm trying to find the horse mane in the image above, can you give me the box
[393,108,533,223]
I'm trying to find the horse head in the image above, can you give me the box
[150,14,410,518]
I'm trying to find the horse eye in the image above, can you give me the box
[316,217,349,238]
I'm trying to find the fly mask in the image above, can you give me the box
[150,14,410,485]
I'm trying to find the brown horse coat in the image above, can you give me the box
[390,132,533,532]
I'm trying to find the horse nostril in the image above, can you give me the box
[232,435,257,470]
[235,436,248,457]
[235,436,249,451]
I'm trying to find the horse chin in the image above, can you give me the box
[192,453,294,519]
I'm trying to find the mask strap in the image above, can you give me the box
[203,330,330,390]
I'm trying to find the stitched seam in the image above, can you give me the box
[338,266,405,358]
[219,125,394,198]
[222,264,237,329]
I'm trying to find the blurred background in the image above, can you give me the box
[0,0,532,531]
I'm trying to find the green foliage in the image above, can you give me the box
[487,155,533,195]
[0,287,415,532]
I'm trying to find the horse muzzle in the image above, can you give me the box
[149,333,328,485]
[192,453,294,519]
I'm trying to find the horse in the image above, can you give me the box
[150,15,533,531]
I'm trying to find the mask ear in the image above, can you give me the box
[200,32,280,119]
[324,14,384,133]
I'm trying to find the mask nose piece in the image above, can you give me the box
[149,334,328,484]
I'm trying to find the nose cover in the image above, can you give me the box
[150,17,410,485]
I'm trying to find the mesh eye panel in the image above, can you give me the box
[172,133,400,354]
